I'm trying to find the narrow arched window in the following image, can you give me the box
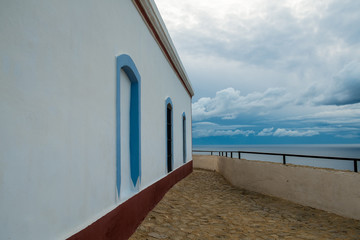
[116,54,141,198]
[165,97,173,173]
[182,112,186,163]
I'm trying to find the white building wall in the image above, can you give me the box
[139,38,193,186]
[0,0,192,239]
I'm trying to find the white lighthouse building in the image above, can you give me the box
[0,0,194,239]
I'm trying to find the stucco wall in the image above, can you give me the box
[0,1,192,239]
[193,155,360,220]
[193,155,219,171]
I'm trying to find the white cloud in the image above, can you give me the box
[214,130,255,137]
[257,127,319,137]
[258,127,274,136]
[192,122,255,138]
[273,128,319,137]
[284,104,360,126]
[192,122,253,129]
[193,123,321,138]
[192,87,289,121]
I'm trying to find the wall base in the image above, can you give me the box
[68,160,193,240]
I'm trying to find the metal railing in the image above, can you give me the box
[193,150,359,172]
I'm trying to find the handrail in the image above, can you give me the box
[192,149,359,172]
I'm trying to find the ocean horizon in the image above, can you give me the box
[193,144,360,171]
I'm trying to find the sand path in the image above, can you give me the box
[130,169,360,239]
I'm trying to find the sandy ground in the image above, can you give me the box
[130,169,360,240]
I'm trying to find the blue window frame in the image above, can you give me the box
[116,54,141,198]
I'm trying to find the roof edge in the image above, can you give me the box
[132,0,194,97]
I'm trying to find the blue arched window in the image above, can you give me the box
[116,54,141,198]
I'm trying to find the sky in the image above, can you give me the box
[154,0,360,145]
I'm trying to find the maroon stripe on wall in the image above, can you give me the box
[67,160,193,240]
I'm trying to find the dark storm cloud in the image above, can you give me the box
[320,61,360,105]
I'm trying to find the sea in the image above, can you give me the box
[193,144,360,171]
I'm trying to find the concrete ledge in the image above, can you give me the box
[193,155,360,220]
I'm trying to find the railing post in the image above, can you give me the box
[219,151,220,156]
[283,155,286,165]
[231,152,233,158]
[354,160,358,172]
[226,152,228,157]
[238,152,241,159]
[211,151,213,156]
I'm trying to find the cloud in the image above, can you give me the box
[156,0,360,73]
[335,133,360,139]
[155,0,360,143]
[257,127,319,137]
[273,128,319,137]
[156,0,360,96]
[193,122,321,138]
[284,103,360,123]
[192,122,255,138]
[319,61,360,105]
[193,122,253,129]
[258,127,274,136]
[192,87,289,121]
[320,0,360,45]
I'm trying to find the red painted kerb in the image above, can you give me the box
[68,160,193,240]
